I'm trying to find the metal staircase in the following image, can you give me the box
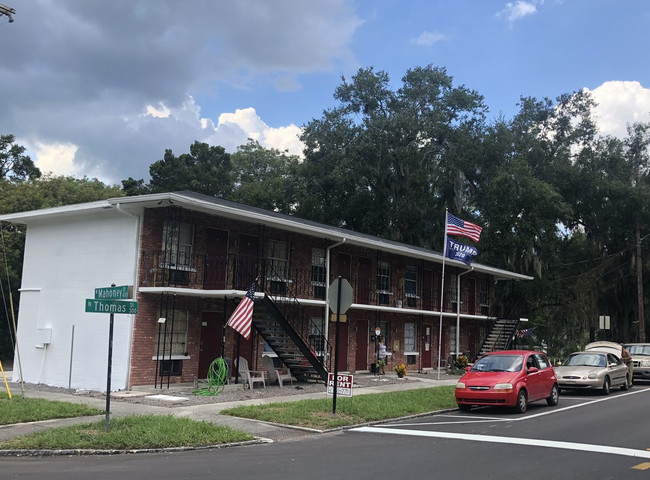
[252,296,328,383]
[477,318,520,357]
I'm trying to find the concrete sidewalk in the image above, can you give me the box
[0,372,460,444]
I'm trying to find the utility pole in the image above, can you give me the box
[0,3,15,23]
[637,222,646,342]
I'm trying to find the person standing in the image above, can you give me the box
[621,345,633,385]
[378,338,387,375]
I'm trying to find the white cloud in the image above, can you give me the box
[412,31,448,47]
[588,81,650,139]
[496,1,538,24]
[0,1,358,184]
[205,107,304,157]
[31,142,79,177]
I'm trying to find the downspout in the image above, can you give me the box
[114,203,142,389]
[456,267,474,356]
[325,238,347,361]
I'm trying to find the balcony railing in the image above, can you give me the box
[139,250,497,316]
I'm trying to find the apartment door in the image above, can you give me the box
[236,234,258,290]
[355,318,369,370]
[198,311,223,379]
[357,257,371,303]
[334,253,351,280]
[203,229,228,290]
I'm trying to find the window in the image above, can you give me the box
[159,359,182,376]
[449,274,458,303]
[449,325,457,355]
[404,322,417,353]
[377,261,391,304]
[156,310,189,357]
[268,240,289,279]
[311,248,326,299]
[268,240,290,294]
[309,316,326,357]
[405,266,418,307]
[162,221,194,269]
[480,277,490,306]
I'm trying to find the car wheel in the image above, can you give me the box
[621,376,629,391]
[458,404,472,412]
[602,376,611,395]
[515,389,528,413]
[546,384,559,406]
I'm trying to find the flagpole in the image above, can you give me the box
[438,210,449,380]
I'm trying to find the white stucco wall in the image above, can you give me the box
[12,209,139,391]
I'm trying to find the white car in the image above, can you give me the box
[625,343,650,382]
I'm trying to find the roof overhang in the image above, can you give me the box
[0,191,533,282]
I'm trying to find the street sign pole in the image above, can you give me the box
[84,284,137,432]
[105,311,114,432]
[333,276,342,415]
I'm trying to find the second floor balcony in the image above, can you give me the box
[139,250,497,317]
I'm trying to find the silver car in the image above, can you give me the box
[556,351,630,395]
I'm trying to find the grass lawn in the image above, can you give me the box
[0,392,103,425]
[221,385,457,430]
[0,415,254,450]
[0,385,457,450]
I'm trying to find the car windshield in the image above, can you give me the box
[471,354,523,372]
[563,353,606,367]
[627,345,650,356]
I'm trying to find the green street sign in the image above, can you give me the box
[85,298,138,314]
[95,285,133,300]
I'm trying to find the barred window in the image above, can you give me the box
[404,322,416,353]
[156,310,189,357]
[162,221,194,268]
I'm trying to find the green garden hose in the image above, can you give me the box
[193,357,228,396]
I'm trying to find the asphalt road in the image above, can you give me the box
[5,384,650,480]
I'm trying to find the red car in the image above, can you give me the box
[455,350,559,413]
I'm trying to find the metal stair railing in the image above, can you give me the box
[478,318,520,356]
[258,261,332,382]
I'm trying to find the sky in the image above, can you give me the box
[1,0,649,186]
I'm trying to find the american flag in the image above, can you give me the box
[446,212,482,242]
[227,281,257,339]
[516,327,535,339]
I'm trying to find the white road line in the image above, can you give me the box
[395,387,650,428]
[351,426,650,459]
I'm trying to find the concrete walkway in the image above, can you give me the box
[0,372,460,444]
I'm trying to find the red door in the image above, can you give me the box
[334,253,351,280]
[357,258,371,304]
[203,229,228,290]
[198,311,223,379]
[236,234,258,290]
[355,318,369,371]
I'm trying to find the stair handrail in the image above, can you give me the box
[260,260,333,374]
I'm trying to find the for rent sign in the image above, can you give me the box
[327,373,354,397]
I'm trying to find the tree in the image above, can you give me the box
[0,173,123,362]
[229,140,300,213]
[148,141,233,197]
[0,134,41,182]
[295,65,488,248]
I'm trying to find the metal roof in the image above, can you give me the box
[0,190,533,281]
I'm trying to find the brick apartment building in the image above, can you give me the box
[1,191,531,392]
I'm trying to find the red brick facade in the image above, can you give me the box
[128,206,498,387]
